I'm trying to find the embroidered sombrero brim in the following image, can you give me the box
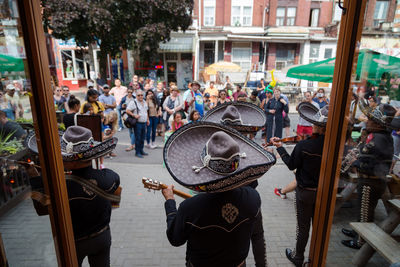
[163,121,276,193]
[298,102,327,127]
[25,131,118,162]
[201,102,266,134]
[359,98,400,130]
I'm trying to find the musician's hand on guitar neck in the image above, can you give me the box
[162,185,175,201]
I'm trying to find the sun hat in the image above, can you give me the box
[298,102,329,127]
[26,126,117,162]
[202,102,266,134]
[359,98,400,130]
[192,80,201,87]
[6,84,15,90]
[163,121,276,193]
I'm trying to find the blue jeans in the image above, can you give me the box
[146,116,158,144]
[117,106,123,129]
[128,127,135,145]
[134,122,146,155]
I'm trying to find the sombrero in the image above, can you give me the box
[202,102,266,134]
[26,126,117,161]
[163,121,276,193]
[359,98,400,130]
[298,102,328,127]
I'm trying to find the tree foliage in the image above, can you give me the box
[42,0,193,78]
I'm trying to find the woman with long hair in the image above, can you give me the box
[63,95,81,129]
[146,90,161,148]
[216,89,231,106]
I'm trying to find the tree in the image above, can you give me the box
[42,0,193,80]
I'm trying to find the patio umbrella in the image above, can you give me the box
[0,54,24,73]
[205,61,242,75]
[286,49,400,84]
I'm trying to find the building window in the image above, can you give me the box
[181,53,192,61]
[61,50,74,79]
[231,5,252,26]
[204,42,215,65]
[276,7,285,26]
[310,8,320,27]
[204,0,215,26]
[374,1,389,27]
[276,45,295,70]
[61,49,88,80]
[276,7,296,26]
[232,43,251,71]
[324,48,333,59]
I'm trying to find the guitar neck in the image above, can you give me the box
[159,183,192,199]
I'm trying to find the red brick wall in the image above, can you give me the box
[224,41,232,61]
[319,1,334,27]
[251,42,260,64]
[224,0,231,26]
[216,0,225,26]
[297,0,311,26]
[364,0,377,28]
[267,43,276,70]
[253,0,266,27]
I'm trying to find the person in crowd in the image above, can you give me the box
[26,126,120,266]
[82,103,94,115]
[80,89,105,116]
[247,90,261,107]
[368,96,378,109]
[53,86,67,112]
[264,88,289,142]
[297,91,319,137]
[129,75,143,90]
[281,93,291,138]
[237,91,248,102]
[203,93,212,113]
[184,81,204,118]
[232,85,246,101]
[143,82,151,93]
[163,86,184,130]
[216,89,231,106]
[188,110,201,123]
[63,95,81,129]
[0,90,14,119]
[341,103,398,249]
[204,81,218,107]
[145,90,161,149]
[391,108,400,174]
[170,112,186,132]
[12,80,23,96]
[155,82,166,137]
[62,86,71,113]
[138,77,145,89]
[5,84,24,119]
[126,90,149,158]
[270,102,327,267]
[99,85,116,115]
[120,88,136,152]
[110,78,128,131]
[162,123,275,267]
[257,78,266,93]
[223,76,234,95]
[0,110,26,139]
[160,88,170,134]
[312,88,329,109]
[103,111,118,158]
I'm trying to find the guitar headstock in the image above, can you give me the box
[142,177,165,191]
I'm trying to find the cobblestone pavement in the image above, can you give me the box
[0,125,396,267]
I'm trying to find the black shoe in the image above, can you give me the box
[341,239,361,249]
[135,153,144,158]
[285,248,303,267]
[342,228,357,238]
[141,151,149,156]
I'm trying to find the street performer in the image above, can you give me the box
[162,121,276,267]
[341,102,400,249]
[270,102,328,267]
[26,126,120,266]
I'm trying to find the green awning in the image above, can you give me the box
[286,49,400,85]
[159,37,194,53]
[0,54,24,73]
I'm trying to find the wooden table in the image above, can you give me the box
[351,199,400,266]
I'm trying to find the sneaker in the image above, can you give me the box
[145,143,151,148]
[285,248,303,267]
[150,142,157,149]
[135,153,144,158]
[274,188,287,199]
[118,127,122,132]
[341,240,361,249]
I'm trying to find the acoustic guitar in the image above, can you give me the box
[142,177,192,199]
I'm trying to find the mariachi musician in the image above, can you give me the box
[270,102,328,267]
[341,101,400,249]
[162,121,275,267]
